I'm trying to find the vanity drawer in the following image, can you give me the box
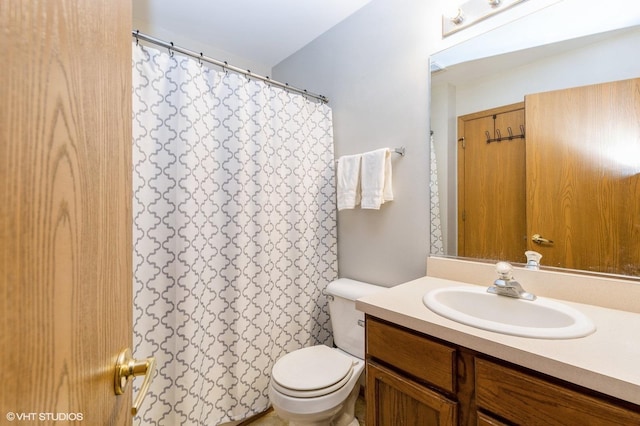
[476,358,640,425]
[366,317,456,393]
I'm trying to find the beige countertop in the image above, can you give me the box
[356,275,640,405]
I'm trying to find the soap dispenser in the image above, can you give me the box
[525,250,542,270]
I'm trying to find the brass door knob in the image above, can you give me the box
[115,348,157,415]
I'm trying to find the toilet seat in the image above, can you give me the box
[271,345,355,398]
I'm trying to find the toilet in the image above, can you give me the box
[269,278,385,426]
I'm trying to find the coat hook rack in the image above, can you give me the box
[486,124,525,143]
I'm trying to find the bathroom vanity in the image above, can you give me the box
[357,259,640,425]
[365,316,640,425]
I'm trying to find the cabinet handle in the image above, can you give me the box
[115,348,157,415]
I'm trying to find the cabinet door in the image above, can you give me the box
[476,358,640,425]
[477,412,508,426]
[366,362,457,426]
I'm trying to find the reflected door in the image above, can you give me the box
[525,78,640,275]
[457,103,527,263]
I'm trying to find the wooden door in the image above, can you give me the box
[366,362,457,426]
[1,0,133,423]
[525,78,640,275]
[458,103,527,263]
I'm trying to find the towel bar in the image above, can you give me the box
[393,147,406,156]
[335,147,405,164]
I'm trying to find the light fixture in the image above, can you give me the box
[442,0,526,37]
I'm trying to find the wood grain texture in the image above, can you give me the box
[476,412,509,426]
[365,319,640,425]
[455,349,476,426]
[457,103,526,263]
[367,317,457,393]
[525,78,640,275]
[476,358,640,425]
[366,362,457,426]
[1,0,132,423]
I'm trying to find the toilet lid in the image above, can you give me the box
[272,345,354,395]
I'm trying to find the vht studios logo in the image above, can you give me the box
[6,412,84,422]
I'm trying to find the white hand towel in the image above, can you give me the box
[336,154,362,210]
[361,148,393,209]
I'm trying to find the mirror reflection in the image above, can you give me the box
[430,25,640,277]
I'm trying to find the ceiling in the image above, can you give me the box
[432,26,638,86]
[133,0,372,69]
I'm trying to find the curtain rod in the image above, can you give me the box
[132,30,328,104]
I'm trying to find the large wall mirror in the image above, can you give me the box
[430,7,640,279]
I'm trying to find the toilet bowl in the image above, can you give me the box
[268,278,385,426]
[269,345,364,426]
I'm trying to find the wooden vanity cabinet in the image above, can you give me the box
[475,358,640,425]
[365,316,471,425]
[366,362,457,426]
[365,315,640,426]
[476,412,508,426]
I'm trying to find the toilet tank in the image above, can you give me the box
[326,278,386,359]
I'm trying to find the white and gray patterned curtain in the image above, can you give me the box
[132,42,337,425]
[430,133,444,254]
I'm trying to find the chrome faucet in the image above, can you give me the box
[487,261,536,301]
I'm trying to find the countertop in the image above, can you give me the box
[356,275,640,405]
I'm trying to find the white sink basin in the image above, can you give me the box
[423,286,596,339]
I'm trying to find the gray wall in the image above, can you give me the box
[273,0,442,286]
[272,0,636,287]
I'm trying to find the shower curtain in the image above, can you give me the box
[429,133,444,254]
[132,42,338,425]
